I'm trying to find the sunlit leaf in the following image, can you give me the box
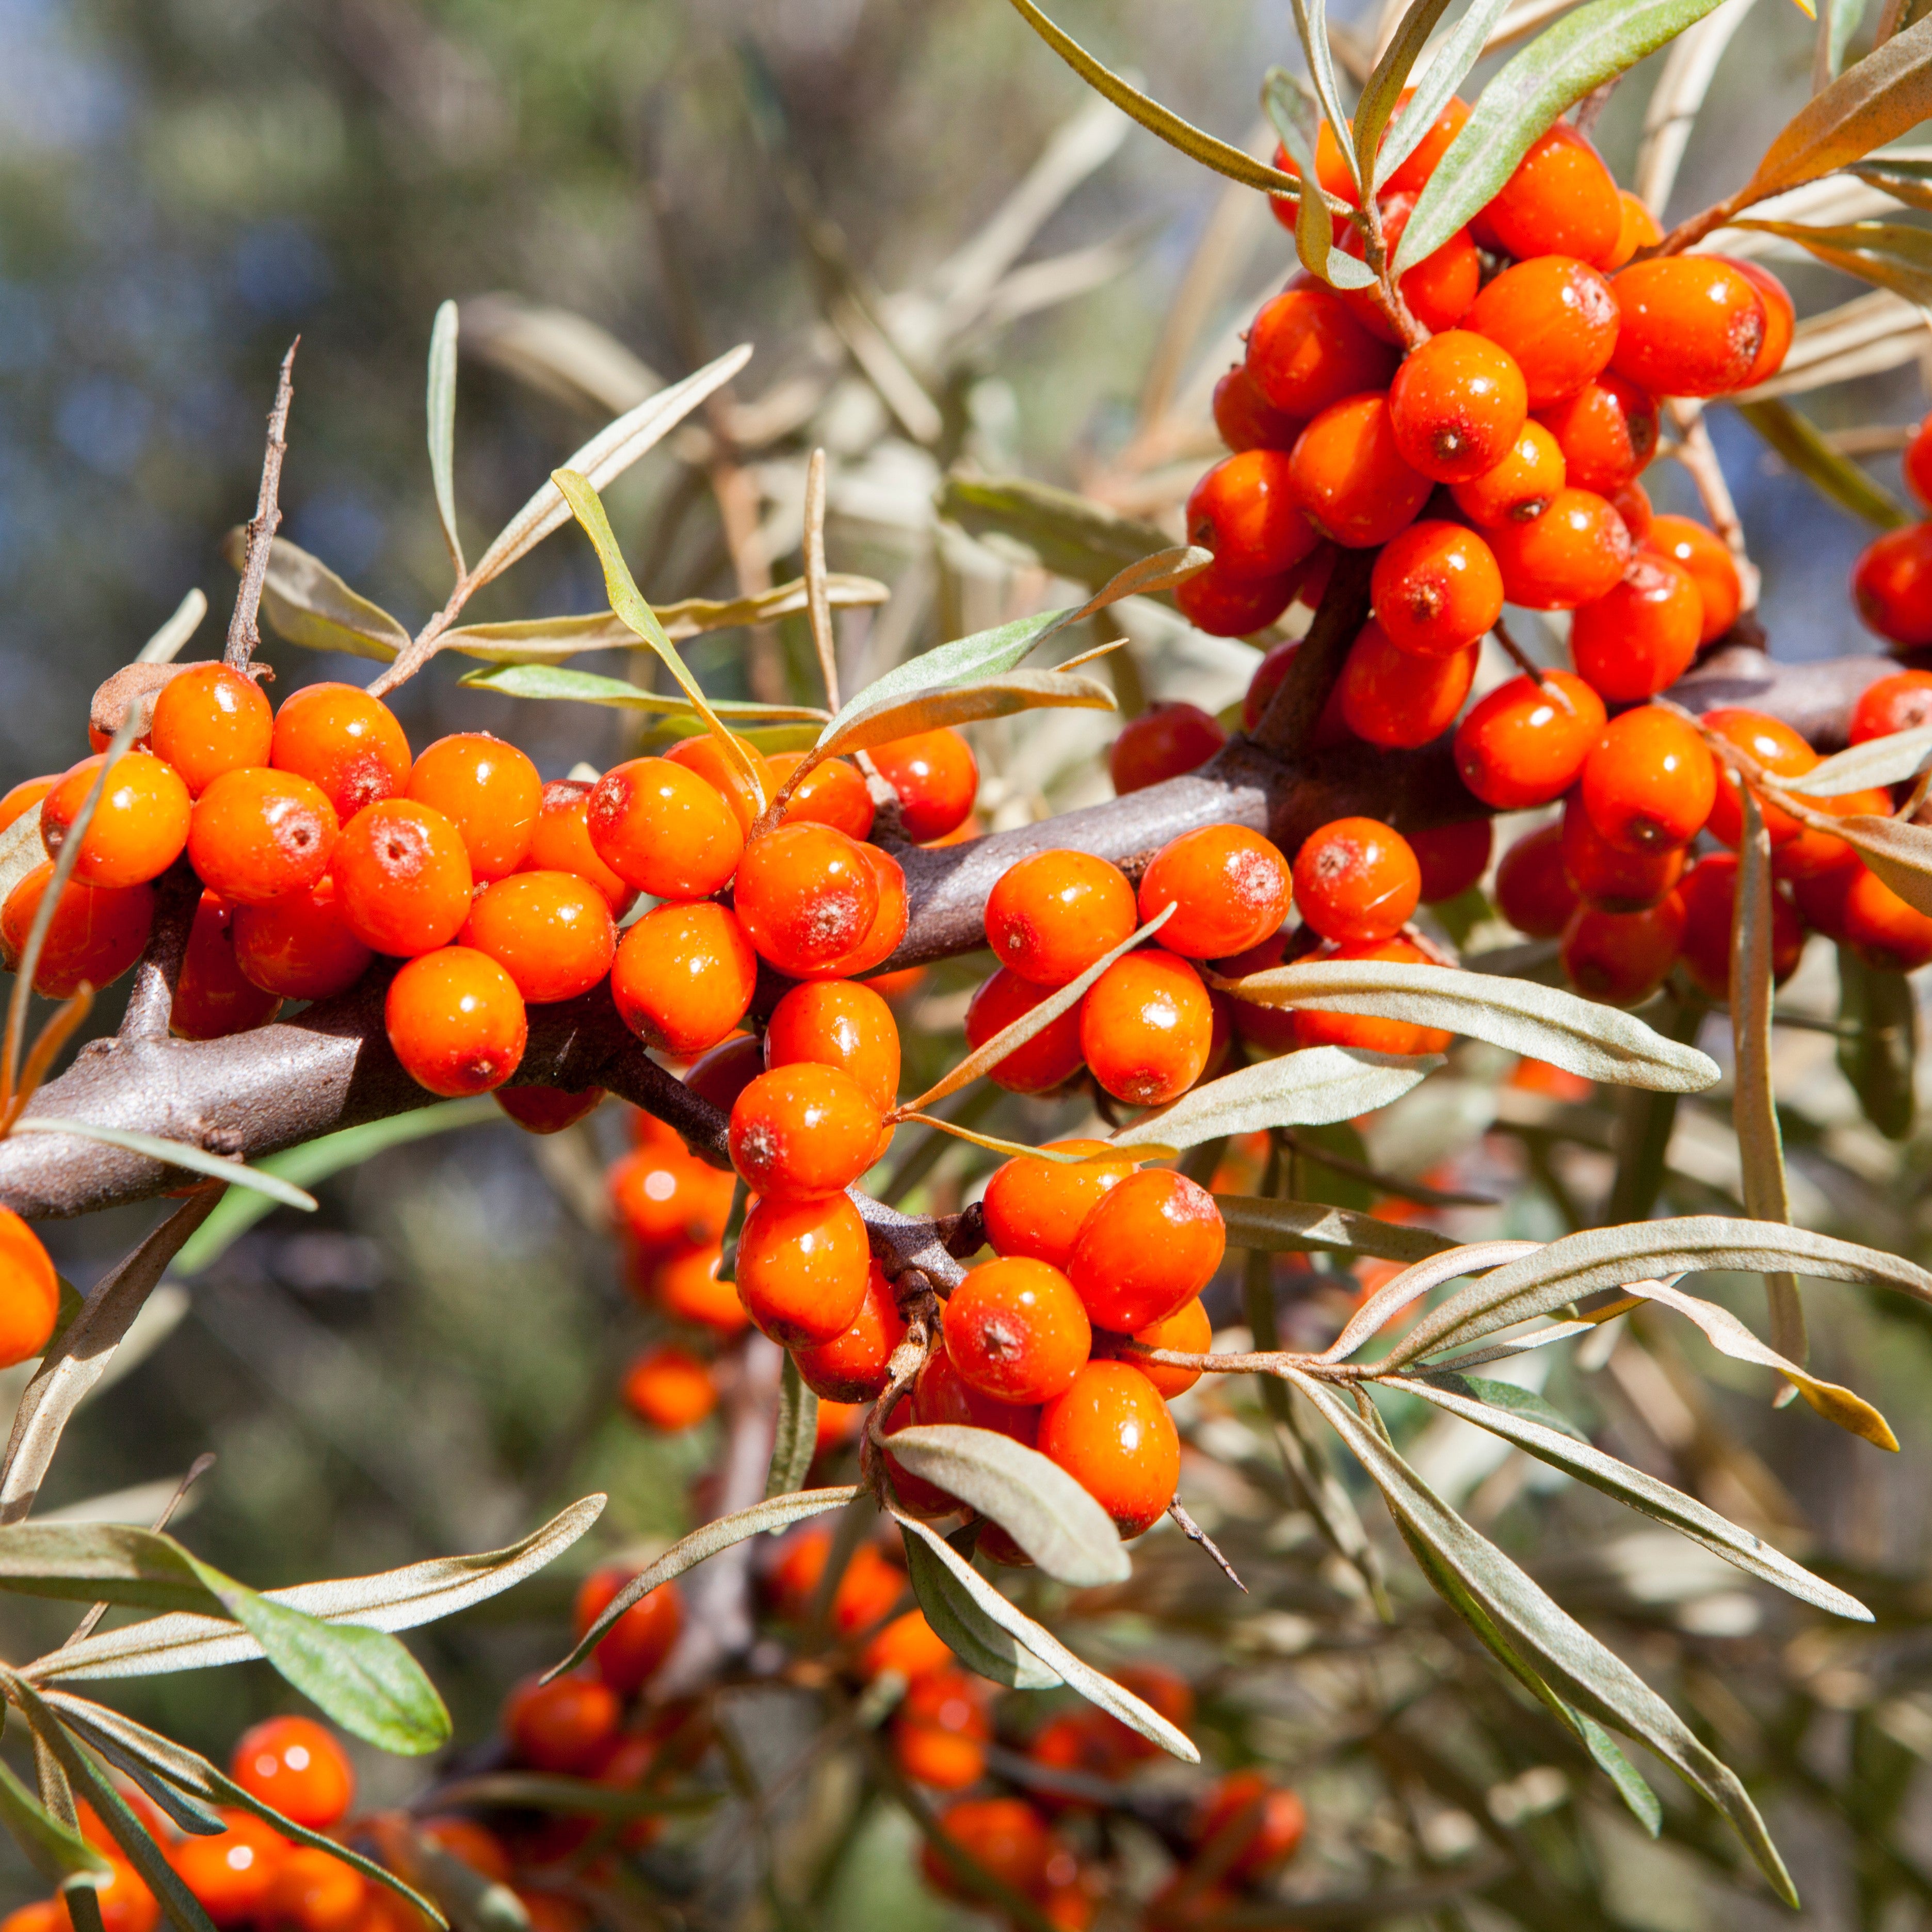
[765,1355,819,1501]
[1126,1047,1440,1149]
[1320,1240,1542,1363]
[1788,719,1932,794]
[136,588,208,666]
[1363,0,1518,191]
[813,670,1115,769]
[457,662,826,721]
[900,1528,1061,1689]
[219,532,412,663]
[1263,69,1377,291]
[1215,1195,1457,1262]
[1837,944,1917,1140]
[427,300,464,579]
[938,474,1184,593]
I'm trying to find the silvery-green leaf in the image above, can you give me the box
[1735,399,1911,528]
[1124,1048,1440,1150]
[900,1527,1061,1689]
[1413,1371,1591,1443]
[883,1426,1127,1586]
[1263,67,1376,289]
[136,588,207,666]
[1284,0,1359,193]
[427,300,464,579]
[0,1752,110,1888]
[220,532,412,663]
[1786,719,1932,793]
[814,671,1114,769]
[766,1356,819,1501]
[1320,1241,1542,1363]
[1365,0,1518,190]
[1216,1195,1456,1263]
[939,474,1183,593]
[1777,805,1932,913]
[457,662,825,721]
[1837,945,1917,1140]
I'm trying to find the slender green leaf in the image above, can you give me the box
[814,670,1115,769]
[1833,0,1873,75]
[1216,1195,1457,1262]
[1837,945,1917,1140]
[1414,1371,1591,1443]
[1264,68,1375,289]
[1735,398,1911,527]
[1285,0,1359,192]
[403,1835,529,1932]
[427,300,464,579]
[899,1527,1061,1689]
[457,662,826,721]
[1321,1241,1542,1363]
[766,1356,819,1501]
[1128,1047,1440,1149]
[9,1122,315,1211]
[220,532,412,663]
[1354,0,1457,183]
[0,1753,110,1888]
[1367,0,1518,190]
[1734,216,1932,303]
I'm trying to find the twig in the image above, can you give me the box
[60,1453,216,1649]
[1167,1498,1247,1590]
[225,342,299,672]
[1666,400,1761,610]
[802,447,840,712]
[1490,617,1560,696]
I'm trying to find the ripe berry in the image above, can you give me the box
[1104,1293,1213,1399]
[1292,817,1421,943]
[1109,702,1227,793]
[1371,520,1505,656]
[1291,936,1454,1055]
[1580,706,1715,854]
[663,731,771,838]
[1648,515,1742,645]
[916,1344,1042,1450]
[1605,189,1664,269]
[385,946,527,1096]
[230,1717,353,1831]
[0,1209,58,1370]
[263,1846,362,1932]
[1487,488,1632,608]
[1379,88,1472,194]
[1455,672,1606,810]
[729,1064,882,1201]
[332,798,474,955]
[1137,825,1291,958]
[791,1260,905,1400]
[1611,259,1768,397]
[1479,122,1622,265]
[173,892,282,1040]
[732,823,878,976]
[964,967,1085,1093]
[506,1673,621,1774]
[1078,949,1214,1105]
[1561,793,1684,911]
[987,850,1137,986]
[407,733,542,881]
[1451,420,1567,527]
[765,978,900,1114]
[1195,1772,1308,1878]
[0,776,55,833]
[0,863,153,996]
[587,757,743,900]
[1244,283,1397,420]
[186,767,337,908]
[735,1193,871,1345]
[1495,822,1579,937]
[41,752,190,889]
[1174,561,1296,638]
[523,778,636,916]
[1853,522,1932,648]
[170,1812,287,1926]
[1569,554,1703,702]
[270,682,412,819]
[495,1085,604,1135]
[946,1256,1091,1405]
[1339,628,1476,748]
[1387,331,1529,484]
[1468,256,1619,407]
[813,841,908,979]
[1677,852,1805,999]
[1069,1168,1224,1331]
[982,1140,1136,1269]
[1852,668,1932,743]
[621,1344,717,1430]
[1338,196,1480,340]
[459,871,615,1005]
[611,903,758,1059]
[1290,393,1433,548]
[1615,478,1655,544]
[648,1242,747,1333]
[1535,372,1658,496]
[1701,707,1818,849]
[922,1796,1051,1897]
[860,1608,954,1684]
[1186,451,1318,581]
[1560,893,1686,1005]
[610,1144,734,1253]
[1212,364,1304,452]
[417,1821,511,1886]
[870,729,978,843]
[150,663,272,795]
[1411,818,1492,904]
[895,1680,993,1791]
[1037,1361,1180,1539]
[1796,861,1932,971]
[767,752,875,841]
[230,877,371,1002]
[1907,414,1932,511]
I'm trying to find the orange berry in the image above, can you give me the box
[649,1241,747,1333]
[230,1717,353,1831]
[1079,949,1214,1105]
[1580,706,1716,854]
[1339,194,1479,341]
[1487,487,1632,609]
[621,1343,717,1431]
[1289,392,1433,548]
[71,1864,160,1932]
[1614,478,1655,544]
[1,1902,59,1932]
[505,1672,621,1774]
[1194,1771,1307,1877]
[1245,282,1397,418]
[897,1680,996,1794]
[684,1031,765,1130]
[406,733,541,882]
[1109,702,1227,793]
[1611,258,1767,397]
[1853,667,1932,743]
[1496,822,1579,937]
[1451,419,1567,528]
[1069,1168,1224,1332]
[831,1542,908,1637]
[664,731,772,839]
[172,891,282,1040]
[810,840,908,981]
[1186,450,1319,581]
[609,1146,733,1252]
[1480,122,1621,265]
[765,978,900,1113]
[767,752,875,841]
[230,876,371,1002]
[0,862,152,997]
[169,1813,286,1927]
[945,1256,1091,1406]
[0,775,56,833]
[494,1085,604,1134]
[1561,792,1684,912]
[1411,817,1492,904]
[1468,256,1619,408]
[1853,522,1932,649]
[987,849,1138,987]
[1291,935,1454,1055]
[1138,825,1291,959]
[1340,627,1477,749]
[1604,189,1664,271]
[1371,520,1504,656]
[729,1064,882,1201]
[1701,707,1817,849]
[42,751,189,889]
[1648,515,1741,645]
[416,1819,512,1886]
[150,664,273,796]
[860,1608,954,1683]
[586,756,743,900]
[1907,414,1932,511]
[1267,123,1359,208]
[263,1845,364,1932]
[523,778,636,916]
[331,798,473,956]
[1774,784,1891,882]
[732,823,878,976]
[459,870,616,1004]
[1796,861,1932,971]
[384,946,526,1096]
[270,682,411,820]
[922,1794,1050,1895]
[1212,363,1305,453]
[1560,893,1686,1005]
[1110,1294,1212,1398]
[1535,370,1657,498]
[1037,1361,1179,1539]
[1455,672,1606,811]
[1677,852,1805,999]
[1380,89,1472,194]
[187,767,337,907]
[1292,816,1421,943]
[736,1193,871,1345]
[1387,331,1528,485]
[609,901,758,1058]
[513,1894,587,1932]
[816,1397,865,1455]
[1173,558,1298,638]
[982,1140,1135,1270]
[964,967,1086,1094]
[1569,554,1702,702]
[0,1207,59,1370]
[791,1260,905,1400]
[870,730,978,843]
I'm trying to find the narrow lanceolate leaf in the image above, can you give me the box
[1853,153,1932,207]
[8,1122,315,1211]
[1353,0,1457,183]
[470,344,751,589]
[899,1527,1060,1689]
[811,670,1115,769]
[1285,0,1359,195]
[1735,399,1912,527]
[1837,945,1917,1140]
[1625,1278,1898,1448]
[1390,1372,1873,1614]
[766,1356,819,1501]
[1125,1048,1440,1151]
[1320,1241,1543,1363]
[938,475,1181,594]
[1382,1216,1932,1369]
[457,663,826,721]
[220,532,412,662]
[1218,959,1721,1092]
[1733,217,1932,303]
[883,1426,1128,1586]
[549,1489,858,1679]
[1263,68,1375,291]
[1414,1372,1591,1443]
[1395,0,1733,272]
[1796,807,1932,913]
[1215,1195,1457,1263]
[895,1517,1197,1762]
[1365,0,1518,190]
[400,1833,530,1932]
[0,1753,110,1888]
[426,300,464,579]
[136,587,208,666]
[1788,720,1932,794]
[1286,1370,1796,1904]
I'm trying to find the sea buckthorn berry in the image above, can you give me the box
[417,1819,512,1886]
[264,1847,363,1932]
[1774,785,1890,882]
[736,1193,871,1346]
[1907,414,1932,510]
[1647,515,1742,645]
[609,1145,734,1253]
[1212,364,1304,452]
[171,1812,287,1927]
[187,767,337,907]
[1110,702,1227,793]
[1244,283,1397,420]
[1468,257,1619,408]
[1339,627,1477,749]
[983,1141,1136,1269]
[1613,479,1655,544]
[1380,88,1473,194]
[1701,707,1818,849]
[1186,450,1319,581]
[459,871,615,1005]
[732,823,878,976]
[1454,671,1606,810]
[621,1343,716,1431]
[1535,372,1658,496]
[523,778,635,916]
[1107,1294,1212,1399]
[1371,520,1505,656]
[1496,822,1579,937]
[1339,196,1480,341]
[1570,554,1703,702]
[332,798,473,955]
[230,876,371,1001]
[1605,189,1664,271]
[1800,862,1932,971]
[1487,488,1632,609]
[1451,420,1567,527]
[385,946,526,1097]
[1481,122,1622,264]
[791,1261,905,1400]
[173,892,282,1040]
[896,1681,995,1792]
[1174,559,1296,638]
[270,682,411,820]
[921,1795,1051,1899]
[587,756,743,900]
[1854,667,1932,743]
[965,967,1085,1093]
[1853,522,1932,648]
[946,1257,1091,1405]
[916,1343,1041,1447]
[1037,1361,1180,1539]
[230,1717,352,1831]
[1195,1772,1308,1878]
[767,752,875,841]
[507,1673,621,1774]
[1677,852,1805,999]
[1560,892,1686,1005]
[766,979,900,1114]
[0,863,153,997]
[41,751,190,890]
[0,1208,58,1370]
[665,731,771,838]
[1293,817,1421,944]
[870,729,977,843]
[495,1085,604,1135]
[1079,949,1214,1105]
[987,850,1138,986]
[861,1608,953,1684]
[150,663,273,795]
[648,1242,746,1333]
[1290,392,1433,548]
[1581,706,1716,854]
[1290,936,1455,1055]
[1268,123,1359,208]
[1387,331,1529,485]
[1138,825,1291,959]
[406,733,542,881]
[812,842,908,980]
[1069,1168,1225,1332]
[0,776,56,833]
[729,1064,882,1201]
[1561,793,1684,911]
[1411,818,1493,904]
[1611,259,1768,397]
[1243,639,1299,731]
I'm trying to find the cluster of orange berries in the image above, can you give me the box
[1853,414,1932,649]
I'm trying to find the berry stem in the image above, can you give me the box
[1491,617,1564,699]
[224,341,299,674]
[1666,400,1761,610]
[116,864,200,1045]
